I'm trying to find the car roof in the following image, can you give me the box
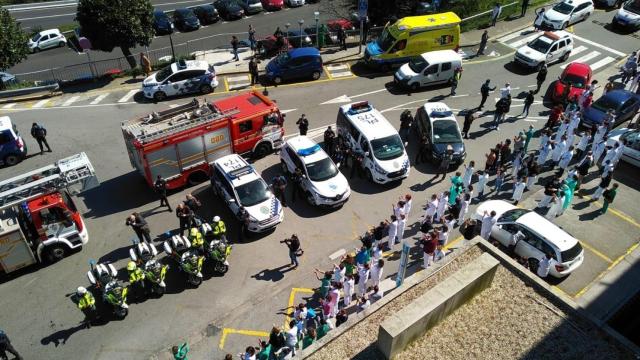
[39,29,61,35]
[285,136,328,163]
[559,0,591,5]
[339,102,398,140]
[419,50,462,63]
[564,62,591,75]
[153,9,167,15]
[420,102,456,121]
[517,212,579,251]
[195,4,215,10]
[172,60,210,72]
[214,154,261,186]
[0,116,14,131]
[175,8,194,14]
[603,89,637,103]
[288,47,320,57]
[539,31,572,41]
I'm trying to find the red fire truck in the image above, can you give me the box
[121,91,286,189]
[0,152,99,273]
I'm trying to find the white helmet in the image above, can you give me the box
[77,286,87,295]
[213,216,221,222]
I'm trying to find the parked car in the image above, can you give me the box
[540,0,594,29]
[612,0,640,29]
[285,0,305,7]
[414,1,435,14]
[280,136,351,207]
[142,59,218,101]
[394,50,463,90]
[256,35,292,57]
[235,0,263,14]
[551,62,592,103]
[285,30,313,48]
[265,47,323,84]
[582,90,640,128]
[153,10,174,35]
[28,29,66,53]
[304,27,338,45]
[173,8,201,31]
[514,31,573,70]
[0,116,27,166]
[261,0,284,10]
[214,0,245,20]
[193,5,220,24]
[327,18,355,31]
[413,102,466,166]
[606,128,640,167]
[473,200,585,278]
[0,72,17,86]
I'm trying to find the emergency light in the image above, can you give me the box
[297,144,321,156]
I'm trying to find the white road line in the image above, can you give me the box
[227,75,251,82]
[2,103,17,109]
[527,84,537,87]
[507,33,540,48]
[451,94,469,98]
[590,56,616,71]
[228,83,251,90]
[90,93,109,105]
[32,99,49,108]
[571,34,626,57]
[498,31,526,43]
[326,64,349,70]
[351,88,387,99]
[118,89,138,103]
[16,12,74,21]
[330,71,354,78]
[561,51,600,68]
[329,248,346,260]
[568,45,587,58]
[61,96,80,107]
[169,104,180,108]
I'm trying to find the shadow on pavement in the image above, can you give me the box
[80,171,157,219]
[252,264,295,282]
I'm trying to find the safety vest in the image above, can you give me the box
[129,268,145,283]
[78,292,95,310]
[213,221,226,236]
[190,229,204,247]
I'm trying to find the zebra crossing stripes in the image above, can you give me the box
[118,89,138,103]
[61,96,80,107]
[568,45,587,58]
[31,99,50,108]
[225,75,252,91]
[561,51,601,69]
[324,64,353,79]
[90,93,109,105]
[506,33,540,48]
[590,56,616,71]
[2,103,17,109]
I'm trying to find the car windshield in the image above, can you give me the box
[31,33,42,42]
[408,57,429,73]
[560,242,583,262]
[552,2,574,14]
[306,157,339,182]
[236,179,270,207]
[376,28,397,52]
[498,208,530,222]
[621,130,640,143]
[433,120,462,144]
[562,74,587,88]
[591,96,620,112]
[275,52,291,65]
[623,0,640,13]
[528,38,552,53]
[156,65,174,82]
[371,134,405,161]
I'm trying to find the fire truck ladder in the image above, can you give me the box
[0,152,98,209]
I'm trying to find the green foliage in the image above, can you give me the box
[0,8,29,71]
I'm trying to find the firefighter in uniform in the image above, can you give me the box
[189,227,205,254]
[127,261,146,300]
[212,216,227,241]
[76,286,97,328]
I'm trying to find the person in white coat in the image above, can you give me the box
[357,263,370,298]
[537,142,553,166]
[458,193,471,225]
[424,194,438,223]
[475,171,489,200]
[393,201,406,219]
[601,160,615,179]
[396,214,406,244]
[592,137,607,165]
[592,122,608,147]
[462,161,475,190]
[557,146,574,176]
[538,130,550,151]
[552,136,567,164]
[343,274,355,307]
[613,141,626,165]
[480,210,497,240]
[601,144,618,166]
[403,194,412,217]
[369,259,384,288]
[537,253,553,278]
[512,177,527,205]
[511,152,522,179]
[575,130,591,159]
[546,193,564,219]
[435,191,448,223]
[566,129,576,149]
[439,223,451,246]
[386,215,398,250]
[554,119,569,142]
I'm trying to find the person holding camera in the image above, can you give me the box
[126,212,152,244]
[281,234,302,268]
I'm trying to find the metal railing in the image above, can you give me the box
[460,1,518,22]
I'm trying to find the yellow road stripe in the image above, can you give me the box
[574,242,639,298]
[218,328,270,349]
[284,287,314,330]
[580,195,640,229]
[579,240,613,264]
[223,76,230,92]
[323,65,333,80]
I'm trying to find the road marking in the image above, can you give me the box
[574,241,640,298]
[118,89,138,103]
[352,88,387,98]
[280,108,297,114]
[580,194,640,229]
[568,45,587,58]
[90,93,109,104]
[31,99,49,108]
[218,328,269,349]
[227,75,250,82]
[451,94,469,98]
[570,33,626,57]
[331,71,355,78]
[329,248,346,260]
[326,64,349,70]
[590,56,616,71]
[284,288,315,329]
[561,51,600,69]
[507,33,540,48]
[61,96,80,107]
[16,12,74,21]
[580,240,613,263]
[498,31,526,43]
[2,103,17,109]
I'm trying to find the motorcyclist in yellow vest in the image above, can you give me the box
[212,216,226,240]
[189,227,204,254]
[127,261,146,299]
[76,286,97,328]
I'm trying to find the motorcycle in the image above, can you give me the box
[201,223,232,274]
[164,235,204,287]
[129,240,168,296]
[86,260,129,319]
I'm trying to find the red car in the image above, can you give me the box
[261,0,283,10]
[327,18,355,31]
[552,62,592,103]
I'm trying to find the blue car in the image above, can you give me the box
[582,90,640,128]
[0,116,27,166]
[265,47,323,85]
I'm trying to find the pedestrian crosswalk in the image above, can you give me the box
[0,89,142,111]
[497,30,623,73]
[225,75,252,91]
[324,64,355,79]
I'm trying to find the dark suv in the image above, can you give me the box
[173,8,200,31]
[193,5,220,24]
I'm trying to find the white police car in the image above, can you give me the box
[514,31,573,70]
[541,0,594,30]
[142,59,218,101]
[211,154,283,233]
[280,136,351,207]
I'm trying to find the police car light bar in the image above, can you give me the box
[229,166,254,179]
[297,144,321,157]
[351,101,369,110]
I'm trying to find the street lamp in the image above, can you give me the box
[298,19,304,46]
[314,11,320,48]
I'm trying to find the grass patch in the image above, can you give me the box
[460,0,551,32]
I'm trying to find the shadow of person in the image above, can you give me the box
[40,323,86,347]
[251,264,293,282]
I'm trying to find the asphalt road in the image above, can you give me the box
[0,15,639,360]
[8,2,331,76]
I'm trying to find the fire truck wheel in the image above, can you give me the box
[200,84,213,94]
[46,245,67,263]
[153,91,167,101]
[3,154,20,166]
[254,143,272,159]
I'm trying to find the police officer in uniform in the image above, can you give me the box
[75,286,98,328]
[154,175,171,211]
[212,216,227,241]
[127,261,146,301]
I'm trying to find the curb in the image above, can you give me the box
[0,91,62,104]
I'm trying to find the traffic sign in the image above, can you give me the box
[358,0,368,18]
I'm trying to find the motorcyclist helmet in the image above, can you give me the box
[213,216,221,222]
[190,227,199,237]
[127,261,137,271]
[77,286,87,295]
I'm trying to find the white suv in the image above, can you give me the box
[473,200,584,278]
[280,136,351,207]
[142,59,218,101]
[514,31,573,70]
[541,0,594,30]
[28,29,67,53]
[211,154,283,233]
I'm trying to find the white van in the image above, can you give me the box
[394,50,462,91]
[336,101,410,184]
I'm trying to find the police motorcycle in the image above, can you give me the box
[87,260,129,319]
[129,239,168,296]
[164,235,204,287]
[200,222,232,274]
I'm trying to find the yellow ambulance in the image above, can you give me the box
[364,12,461,70]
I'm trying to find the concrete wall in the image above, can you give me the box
[377,252,499,359]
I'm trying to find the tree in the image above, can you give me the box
[0,8,29,89]
[76,0,154,69]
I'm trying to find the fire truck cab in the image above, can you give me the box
[0,152,99,273]
[122,91,285,190]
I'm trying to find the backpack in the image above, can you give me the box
[34,125,46,137]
